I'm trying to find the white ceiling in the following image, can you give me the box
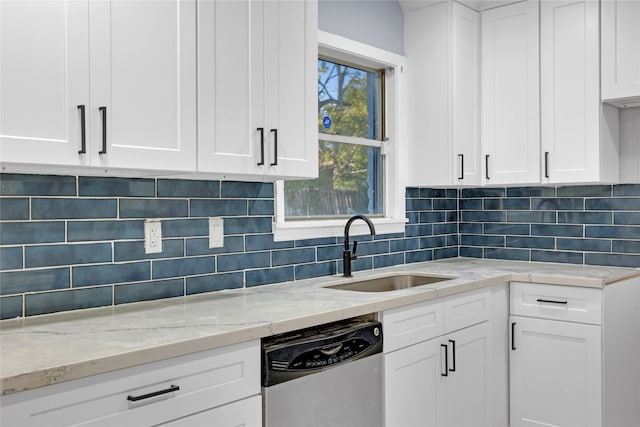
[399,0,522,13]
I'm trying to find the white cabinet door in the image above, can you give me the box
[405,1,451,187]
[405,2,479,186]
[197,0,264,176]
[384,338,442,427]
[0,0,90,166]
[510,315,602,427]
[540,0,603,183]
[439,322,490,427]
[89,0,196,172]
[452,2,481,185]
[264,0,317,179]
[601,0,640,104]
[481,1,540,185]
[198,0,317,179]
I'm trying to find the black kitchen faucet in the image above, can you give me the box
[343,214,376,277]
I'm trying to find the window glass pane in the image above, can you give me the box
[285,140,383,218]
[318,59,380,140]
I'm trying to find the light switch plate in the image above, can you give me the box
[144,220,162,254]
[209,217,224,248]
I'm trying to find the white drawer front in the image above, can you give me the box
[444,288,491,334]
[381,299,444,352]
[160,394,262,427]
[511,282,602,325]
[1,340,260,427]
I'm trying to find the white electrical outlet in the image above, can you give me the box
[209,217,224,248]
[144,220,163,254]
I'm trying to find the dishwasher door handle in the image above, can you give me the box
[319,343,343,356]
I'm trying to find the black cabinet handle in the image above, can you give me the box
[536,298,568,305]
[485,154,490,180]
[544,151,549,178]
[458,154,464,180]
[77,105,86,154]
[257,127,265,166]
[270,128,278,166]
[441,343,449,376]
[127,385,179,402]
[449,339,456,372]
[511,322,516,351]
[99,106,107,154]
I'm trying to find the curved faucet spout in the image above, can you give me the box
[344,215,377,250]
[343,215,376,277]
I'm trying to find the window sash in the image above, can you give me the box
[319,133,383,149]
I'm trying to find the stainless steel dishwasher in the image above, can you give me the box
[262,318,383,427]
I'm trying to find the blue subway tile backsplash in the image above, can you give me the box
[0,174,76,196]
[157,179,219,198]
[72,262,151,287]
[32,198,118,219]
[79,177,156,198]
[25,286,112,316]
[25,243,112,268]
[1,173,639,320]
[0,221,66,245]
[0,198,29,220]
[459,184,640,269]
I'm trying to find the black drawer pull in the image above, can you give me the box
[544,151,549,178]
[257,127,265,166]
[449,339,456,372]
[99,106,107,154]
[441,343,449,376]
[511,322,516,351]
[536,298,568,305]
[127,384,180,402]
[458,154,464,180]
[485,154,490,180]
[270,128,278,166]
[77,105,86,154]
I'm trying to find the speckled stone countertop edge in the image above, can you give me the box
[2,258,639,396]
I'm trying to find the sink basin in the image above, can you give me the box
[326,273,455,292]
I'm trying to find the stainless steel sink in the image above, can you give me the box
[326,273,455,292]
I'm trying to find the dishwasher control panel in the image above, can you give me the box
[262,318,382,386]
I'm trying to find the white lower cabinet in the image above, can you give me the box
[384,337,441,427]
[382,287,501,427]
[439,322,491,427]
[509,280,640,427]
[510,315,601,427]
[0,340,261,427]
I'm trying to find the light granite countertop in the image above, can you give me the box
[1,258,639,396]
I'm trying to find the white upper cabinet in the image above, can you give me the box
[540,0,618,183]
[452,2,481,185]
[481,1,540,185]
[1,0,197,174]
[601,0,640,106]
[90,0,196,172]
[405,1,480,186]
[0,0,90,167]
[197,0,264,176]
[198,0,318,180]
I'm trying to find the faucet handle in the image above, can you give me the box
[351,240,358,259]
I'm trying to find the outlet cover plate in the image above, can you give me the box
[144,220,162,254]
[209,217,224,248]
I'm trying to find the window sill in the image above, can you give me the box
[272,217,407,242]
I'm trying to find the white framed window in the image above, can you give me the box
[273,31,407,241]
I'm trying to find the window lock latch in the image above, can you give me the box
[381,139,389,156]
